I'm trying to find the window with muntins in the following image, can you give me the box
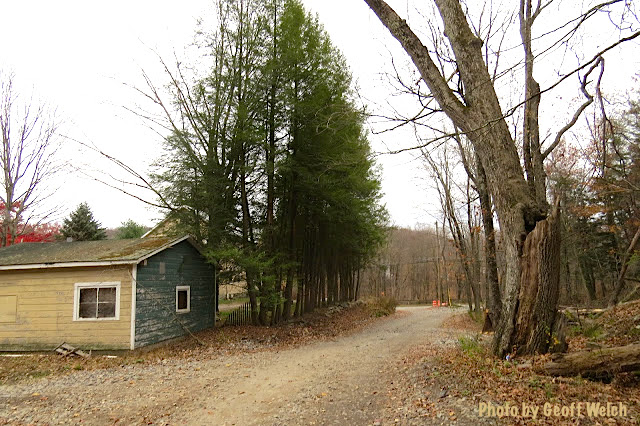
[74,282,120,321]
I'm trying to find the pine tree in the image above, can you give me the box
[146,0,387,324]
[60,203,107,241]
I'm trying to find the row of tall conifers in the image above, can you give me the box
[147,0,387,324]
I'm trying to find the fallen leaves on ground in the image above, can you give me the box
[567,300,640,351]
[594,300,640,347]
[383,311,640,425]
[0,302,392,385]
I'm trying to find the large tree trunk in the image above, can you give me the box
[512,203,562,354]
[491,203,561,356]
[538,343,640,379]
[364,0,556,357]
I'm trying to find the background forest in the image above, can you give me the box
[359,93,640,313]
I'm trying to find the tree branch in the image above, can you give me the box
[542,56,604,159]
[363,0,467,125]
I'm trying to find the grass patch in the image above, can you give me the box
[570,322,603,339]
[582,323,604,339]
[28,370,51,379]
[467,310,483,323]
[458,336,483,357]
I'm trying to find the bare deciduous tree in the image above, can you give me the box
[422,145,482,313]
[363,0,639,356]
[0,71,61,246]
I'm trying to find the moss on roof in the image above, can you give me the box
[142,217,181,239]
[0,237,177,266]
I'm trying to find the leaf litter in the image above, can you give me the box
[381,311,640,425]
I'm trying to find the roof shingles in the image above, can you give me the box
[0,237,176,266]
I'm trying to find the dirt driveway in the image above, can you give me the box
[1,306,459,425]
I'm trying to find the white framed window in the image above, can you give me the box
[73,282,121,321]
[176,286,190,313]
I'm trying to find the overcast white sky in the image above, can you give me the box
[1,1,638,229]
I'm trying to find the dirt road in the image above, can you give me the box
[1,306,458,425]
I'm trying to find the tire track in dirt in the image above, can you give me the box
[0,306,457,425]
[171,306,456,425]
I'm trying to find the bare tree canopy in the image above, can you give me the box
[362,0,639,356]
[0,70,62,246]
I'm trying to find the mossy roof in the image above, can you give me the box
[0,236,197,267]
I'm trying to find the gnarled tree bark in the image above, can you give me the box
[513,202,562,354]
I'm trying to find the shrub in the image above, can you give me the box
[365,296,398,317]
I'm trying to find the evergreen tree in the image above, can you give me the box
[60,203,107,241]
[274,0,387,318]
[146,0,387,324]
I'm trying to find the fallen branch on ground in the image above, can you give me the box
[537,343,640,379]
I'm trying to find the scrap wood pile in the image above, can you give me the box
[54,343,90,358]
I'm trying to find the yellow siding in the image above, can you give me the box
[0,295,17,322]
[0,266,132,350]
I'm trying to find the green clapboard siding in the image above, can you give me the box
[135,241,214,347]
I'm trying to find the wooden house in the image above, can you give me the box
[0,235,216,351]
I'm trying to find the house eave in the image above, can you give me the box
[133,235,192,264]
[0,260,136,271]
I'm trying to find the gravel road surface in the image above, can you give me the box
[1,306,458,425]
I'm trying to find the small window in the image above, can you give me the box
[74,283,120,321]
[176,286,190,313]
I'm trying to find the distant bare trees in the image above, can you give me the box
[360,227,462,303]
[0,71,61,246]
